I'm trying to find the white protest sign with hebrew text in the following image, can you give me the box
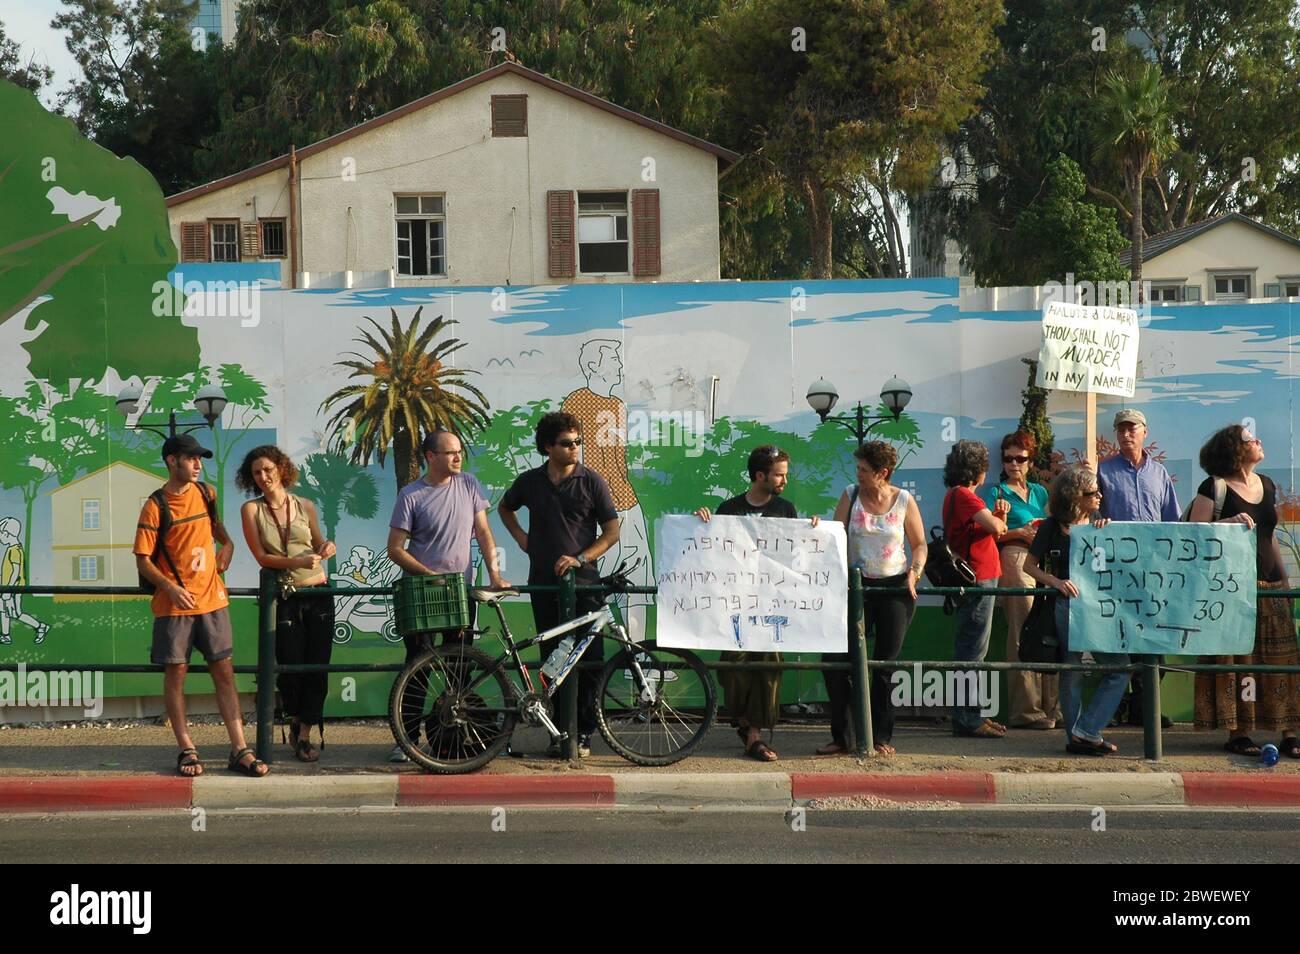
[654,513,848,653]
[1036,301,1138,397]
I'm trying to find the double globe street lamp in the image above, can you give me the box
[115,383,229,439]
[806,375,913,446]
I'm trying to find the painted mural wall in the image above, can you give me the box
[4,79,1299,717]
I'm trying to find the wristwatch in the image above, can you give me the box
[576,553,589,567]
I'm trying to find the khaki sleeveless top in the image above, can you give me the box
[253,495,324,587]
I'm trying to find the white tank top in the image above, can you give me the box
[847,484,910,578]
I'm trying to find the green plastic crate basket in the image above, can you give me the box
[394,573,470,636]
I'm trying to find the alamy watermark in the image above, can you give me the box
[151,272,262,328]
[1042,273,1153,320]
[0,664,104,718]
[890,662,1000,718]
[594,409,710,457]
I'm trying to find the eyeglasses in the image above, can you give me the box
[1003,455,1030,464]
[555,438,583,449]
[430,450,464,458]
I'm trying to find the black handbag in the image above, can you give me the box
[1018,519,1063,668]
[925,490,978,613]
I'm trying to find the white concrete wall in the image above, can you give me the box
[1145,219,1300,299]
[167,73,722,286]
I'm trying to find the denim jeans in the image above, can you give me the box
[951,578,998,734]
[1055,598,1132,743]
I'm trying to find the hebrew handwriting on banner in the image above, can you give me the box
[655,514,848,653]
[1069,521,1255,656]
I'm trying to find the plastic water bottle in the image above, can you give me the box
[541,631,594,682]
[1260,743,1280,767]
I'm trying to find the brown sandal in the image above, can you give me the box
[745,739,779,762]
[815,741,850,756]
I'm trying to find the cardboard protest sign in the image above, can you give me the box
[1068,521,1256,655]
[1036,301,1139,397]
[654,514,848,652]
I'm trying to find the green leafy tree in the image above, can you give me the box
[0,394,55,559]
[1091,62,1177,286]
[205,364,270,524]
[472,400,553,504]
[321,307,490,492]
[52,0,228,195]
[1015,155,1129,285]
[296,452,379,570]
[1018,358,1055,482]
[0,79,199,388]
[706,0,1001,278]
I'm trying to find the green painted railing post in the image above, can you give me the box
[1142,658,1162,761]
[256,569,278,763]
[847,572,874,756]
[559,569,580,760]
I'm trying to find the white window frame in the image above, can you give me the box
[1208,270,1253,301]
[78,555,99,581]
[577,190,630,276]
[393,194,447,278]
[209,219,240,263]
[82,498,100,531]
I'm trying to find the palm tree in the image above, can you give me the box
[320,307,490,490]
[1093,63,1177,291]
[296,452,380,571]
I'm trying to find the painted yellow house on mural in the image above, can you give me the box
[48,461,165,600]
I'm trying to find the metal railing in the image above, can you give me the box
[3,574,1299,765]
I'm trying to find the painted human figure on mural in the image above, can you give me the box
[562,339,653,639]
[0,517,49,645]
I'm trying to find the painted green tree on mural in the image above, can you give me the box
[0,80,198,388]
[296,452,379,570]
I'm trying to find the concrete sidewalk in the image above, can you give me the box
[2,719,1298,812]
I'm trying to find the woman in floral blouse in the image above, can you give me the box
[818,441,927,755]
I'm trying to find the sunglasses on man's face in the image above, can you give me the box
[1003,455,1030,464]
[555,438,583,449]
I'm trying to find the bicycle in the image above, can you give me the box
[387,561,717,774]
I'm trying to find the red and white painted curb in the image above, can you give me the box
[2,771,1299,813]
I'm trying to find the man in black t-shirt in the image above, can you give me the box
[694,445,819,762]
[500,411,620,758]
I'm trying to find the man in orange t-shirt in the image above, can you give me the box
[133,434,267,778]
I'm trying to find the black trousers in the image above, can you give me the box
[530,591,605,737]
[398,602,477,743]
[275,589,335,727]
[822,572,915,746]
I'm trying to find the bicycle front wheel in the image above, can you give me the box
[595,641,715,766]
[388,644,518,774]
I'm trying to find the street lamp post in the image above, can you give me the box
[806,375,913,446]
[116,382,229,439]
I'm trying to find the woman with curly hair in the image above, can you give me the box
[1187,424,1300,758]
[237,445,337,762]
[1023,467,1126,755]
[942,440,1009,738]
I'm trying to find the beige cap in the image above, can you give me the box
[1113,408,1147,428]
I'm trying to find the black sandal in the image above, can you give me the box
[176,748,204,777]
[1281,738,1300,759]
[1224,736,1261,756]
[1066,736,1117,756]
[294,737,319,763]
[228,746,269,777]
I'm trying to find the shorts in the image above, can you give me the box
[151,607,234,665]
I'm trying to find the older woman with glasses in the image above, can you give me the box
[1023,467,1127,755]
[981,430,1059,729]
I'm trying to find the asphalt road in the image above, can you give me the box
[4,807,1300,864]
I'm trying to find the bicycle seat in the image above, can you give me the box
[471,588,520,604]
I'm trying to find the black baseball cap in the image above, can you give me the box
[161,433,213,460]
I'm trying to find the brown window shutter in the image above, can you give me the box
[491,95,528,136]
[240,222,261,258]
[631,188,661,277]
[547,190,575,279]
[180,221,209,262]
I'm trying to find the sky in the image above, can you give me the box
[4,0,81,107]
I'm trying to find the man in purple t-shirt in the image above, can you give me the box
[386,429,509,761]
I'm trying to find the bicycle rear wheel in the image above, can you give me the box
[388,644,518,774]
[595,641,715,766]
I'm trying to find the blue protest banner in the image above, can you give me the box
[1068,521,1256,655]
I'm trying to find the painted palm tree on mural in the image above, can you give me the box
[320,307,490,490]
[1092,62,1177,290]
[296,452,379,570]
